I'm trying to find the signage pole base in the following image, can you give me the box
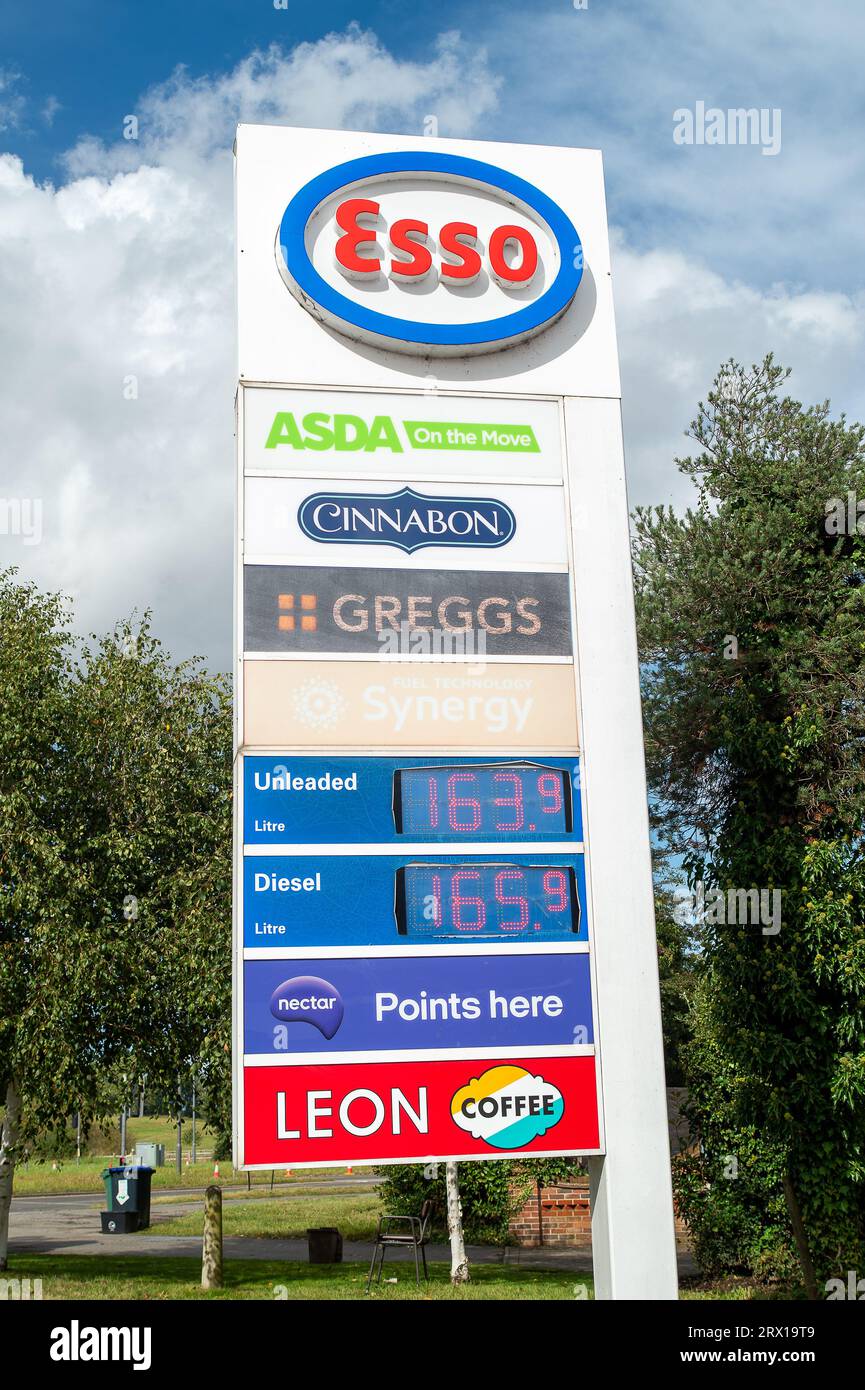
[588,1155,678,1300]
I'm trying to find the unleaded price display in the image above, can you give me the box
[395,863,580,940]
[393,762,573,837]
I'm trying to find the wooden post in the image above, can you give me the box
[202,1184,223,1289]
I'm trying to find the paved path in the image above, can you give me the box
[8,1187,698,1277]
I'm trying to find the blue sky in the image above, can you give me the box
[5,0,862,287]
[1,2,863,666]
[5,0,450,179]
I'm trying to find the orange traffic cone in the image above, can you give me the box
[213,1161,220,1179]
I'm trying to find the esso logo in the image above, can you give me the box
[276,151,583,356]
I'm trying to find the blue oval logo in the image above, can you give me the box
[276,151,583,355]
[297,485,517,555]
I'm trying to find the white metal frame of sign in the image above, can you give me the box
[233,125,678,1299]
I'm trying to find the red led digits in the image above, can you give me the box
[395,764,571,837]
[492,770,525,831]
[538,772,564,815]
[494,869,530,931]
[396,864,578,938]
[447,772,482,832]
[450,869,486,931]
[543,869,568,911]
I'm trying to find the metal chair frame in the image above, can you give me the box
[366,1200,433,1291]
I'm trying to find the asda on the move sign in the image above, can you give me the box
[242,387,563,480]
[264,412,541,454]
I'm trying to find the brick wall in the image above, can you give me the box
[509,1179,691,1248]
[509,1181,593,1248]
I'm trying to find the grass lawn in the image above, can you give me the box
[12,1157,350,1196]
[3,1253,588,1301]
[146,1192,384,1242]
[13,1159,236,1196]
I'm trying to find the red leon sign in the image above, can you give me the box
[243,1055,600,1166]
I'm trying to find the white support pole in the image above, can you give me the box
[565,395,678,1300]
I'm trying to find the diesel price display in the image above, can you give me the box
[395,863,580,940]
[393,762,574,837]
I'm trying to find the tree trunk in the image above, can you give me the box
[0,1076,22,1272]
[782,1172,820,1301]
[201,1184,223,1289]
[445,1160,469,1284]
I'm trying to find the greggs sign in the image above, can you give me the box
[276,151,583,355]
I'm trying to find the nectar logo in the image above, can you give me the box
[270,976,344,1039]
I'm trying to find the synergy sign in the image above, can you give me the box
[275,151,583,354]
[243,660,580,749]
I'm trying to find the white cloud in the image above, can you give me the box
[477,0,865,291]
[63,25,501,178]
[613,234,865,513]
[0,69,25,132]
[0,21,862,670]
[0,28,501,667]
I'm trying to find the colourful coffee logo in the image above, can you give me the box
[450,1064,564,1149]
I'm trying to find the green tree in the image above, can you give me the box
[654,880,696,1087]
[633,357,865,1288]
[0,572,231,1267]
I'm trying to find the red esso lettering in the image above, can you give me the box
[334,197,382,280]
[488,224,538,289]
[389,218,433,281]
[334,200,537,289]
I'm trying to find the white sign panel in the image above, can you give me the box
[234,125,620,396]
[243,476,569,570]
[242,386,563,482]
